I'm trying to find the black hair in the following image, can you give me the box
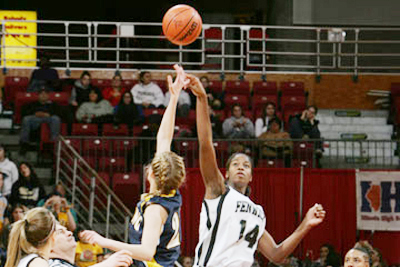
[80,71,91,79]
[268,117,282,129]
[353,247,372,267]
[18,162,40,187]
[307,105,318,115]
[231,103,243,116]
[119,91,134,106]
[261,102,276,127]
[225,152,254,196]
[139,71,150,83]
[88,88,103,103]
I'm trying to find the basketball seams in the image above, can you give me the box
[163,7,192,34]
[171,11,196,42]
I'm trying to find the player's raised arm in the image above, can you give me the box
[187,74,225,199]
[257,204,326,263]
[156,65,189,154]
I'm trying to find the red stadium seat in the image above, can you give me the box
[224,94,249,108]
[252,81,278,96]
[82,139,112,157]
[91,79,111,89]
[14,92,39,124]
[98,156,126,174]
[4,76,29,109]
[225,80,250,95]
[113,173,141,209]
[281,96,306,110]
[257,159,285,168]
[208,80,223,94]
[71,123,98,136]
[252,95,278,115]
[102,124,129,136]
[280,81,305,96]
[49,92,70,106]
[112,139,138,156]
[175,140,198,167]
[121,79,137,89]
[40,123,68,151]
[64,138,83,153]
[143,108,165,118]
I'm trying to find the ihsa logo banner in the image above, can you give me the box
[356,171,400,231]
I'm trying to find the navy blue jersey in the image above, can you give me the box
[129,190,182,267]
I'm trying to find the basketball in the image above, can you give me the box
[162,4,203,46]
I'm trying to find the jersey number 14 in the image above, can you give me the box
[238,220,259,248]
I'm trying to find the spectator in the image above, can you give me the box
[313,244,341,267]
[114,91,144,128]
[130,71,164,108]
[70,71,99,107]
[289,105,323,156]
[20,88,61,152]
[76,89,114,124]
[28,55,60,92]
[75,228,105,267]
[1,203,28,250]
[9,162,46,208]
[43,194,76,232]
[0,144,19,198]
[222,103,254,139]
[0,172,7,235]
[164,87,191,117]
[102,74,127,107]
[258,118,292,167]
[49,224,132,267]
[255,102,278,138]
[200,76,224,110]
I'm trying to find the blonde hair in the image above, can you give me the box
[5,207,56,267]
[151,151,186,195]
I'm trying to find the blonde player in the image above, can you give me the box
[187,74,326,267]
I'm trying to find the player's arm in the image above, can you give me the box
[156,65,189,154]
[257,204,326,263]
[80,204,168,262]
[187,74,225,199]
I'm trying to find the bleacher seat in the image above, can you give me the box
[280,82,305,96]
[40,123,67,151]
[208,80,223,94]
[143,108,165,118]
[225,81,250,95]
[252,95,278,117]
[98,156,126,174]
[257,159,285,168]
[82,139,112,157]
[112,173,141,209]
[72,123,98,136]
[252,81,278,96]
[91,79,111,89]
[176,110,196,128]
[102,124,129,136]
[4,76,29,109]
[122,79,137,89]
[112,139,137,155]
[224,94,249,108]
[175,140,198,167]
[281,95,306,111]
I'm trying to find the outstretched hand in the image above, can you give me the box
[304,203,326,228]
[167,64,190,98]
[101,250,133,267]
[186,74,207,98]
[79,230,106,247]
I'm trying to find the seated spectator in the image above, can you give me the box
[20,88,61,151]
[102,74,127,107]
[200,76,224,110]
[0,144,19,198]
[130,71,164,109]
[49,224,132,267]
[164,86,191,117]
[76,89,114,124]
[28,55,60,92]
[114,91,144,128]
[258,118,292,167]
[1,203,28,250]
[70,71,99,107]
[43,194,76,232]
[0,171,8,234]
[289,105,323,154]
[255,102,278,138]
[75,228,105,267]
[9,162,46,208]
[222,103,255,139]
[313,244,341,267]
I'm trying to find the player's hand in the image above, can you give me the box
[101,250,133,267]
[79,230,106,246]
[186,74,207,98]
[304,203,326,228]
[167,64,190,98]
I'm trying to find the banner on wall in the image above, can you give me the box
[0,10,37,67]
[356,170,400,231]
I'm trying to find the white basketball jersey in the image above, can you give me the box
[194,187,266,267]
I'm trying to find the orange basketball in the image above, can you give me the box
[162,4,202,46]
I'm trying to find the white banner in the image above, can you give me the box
[356,170,400,231]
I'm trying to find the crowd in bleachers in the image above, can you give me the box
[0,56,330,168]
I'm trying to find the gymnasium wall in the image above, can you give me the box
[3,69,400,110]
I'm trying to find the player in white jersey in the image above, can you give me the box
[186,74,326,267]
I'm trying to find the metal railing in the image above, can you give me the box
[1,19,400,75]
[55,136,134,242]
[61,136,400,171]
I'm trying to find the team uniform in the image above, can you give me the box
[194,187,266,267]
[129,190,182,267]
